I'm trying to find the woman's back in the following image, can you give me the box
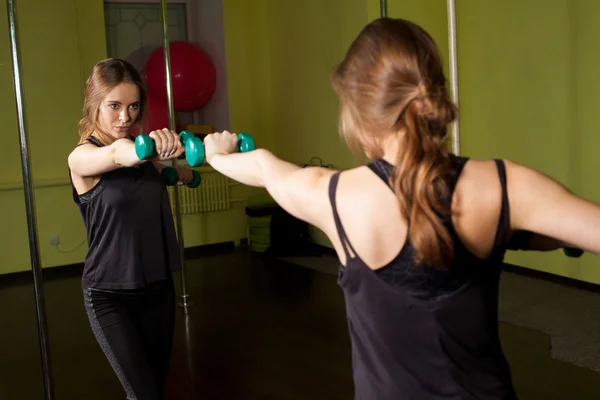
[329,157,507,268]
[327,156,518,399]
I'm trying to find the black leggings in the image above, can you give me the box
[83,278,175,400]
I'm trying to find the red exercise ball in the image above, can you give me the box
[129,93,170,136]
[145,41,217,112]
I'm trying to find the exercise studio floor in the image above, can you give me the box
[1,248,600,399]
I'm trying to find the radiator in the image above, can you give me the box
[166,172,231,214]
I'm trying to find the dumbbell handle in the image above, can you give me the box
[135,131,256,168]
[237,132,256,153]
[161,167,201,188]
[182,130,256,165]
[134,131,204,167]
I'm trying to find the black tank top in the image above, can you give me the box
[69,137,182,290]
[329,155,518,399]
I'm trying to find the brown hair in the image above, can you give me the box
[78,58,146,145]
[332,18,458,269]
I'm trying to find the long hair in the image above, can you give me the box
[332,18,458,269]
[78,58,146,145]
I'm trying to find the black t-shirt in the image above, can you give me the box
[69,137,182,290]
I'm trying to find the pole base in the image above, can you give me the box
[177,294,194,308]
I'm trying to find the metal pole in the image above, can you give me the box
[380,0,387,18]
[6,0,54,398]
[159,0,193,308]
[447,0,460,155]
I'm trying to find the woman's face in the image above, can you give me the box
[97,82,141,139]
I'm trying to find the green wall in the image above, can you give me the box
[3,0,600,285]
[0,0,107,274]
[455,0,600,284]
[267,1,368,246]
[0,0,257,275]
[368,0,600,284]
[223,0,600,284]
[222,0,274,151]
[0,0,20,273]
[223,0,369,248]
[384,0,450,76]
[224,0,448,248]
[225,0,449,248]
[223,0,367,166]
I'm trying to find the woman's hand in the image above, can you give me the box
[149,128,184,160]
[175,164,194,184]
[204,130,238,164]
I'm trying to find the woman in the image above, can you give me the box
[68,58,193,399]
[203,18,600,399]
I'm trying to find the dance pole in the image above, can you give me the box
[159,0,193,308]
[380,0,387,17]
[447,0,460,155]
[6,0,55,398]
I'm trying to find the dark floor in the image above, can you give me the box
[1,248,600,399]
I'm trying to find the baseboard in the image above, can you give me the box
[4,240,599,294]
[184,241,237,259]
[312,243,336,256]
[501,263,600,293]
[0,262,84,287]
[0,241,239,287]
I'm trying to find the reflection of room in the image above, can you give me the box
[5,1,600,399]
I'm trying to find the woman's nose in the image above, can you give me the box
[119,109,130,122]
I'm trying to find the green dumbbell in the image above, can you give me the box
[134,134,155,160]
[563,247,584,258]
[134,131,205,167]
[160,167,201,188]
[179,130,205,167]
[180,131,256,165]
[237,132,256,153]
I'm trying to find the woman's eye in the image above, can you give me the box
[110,104,119,109]
[130,104,139,110]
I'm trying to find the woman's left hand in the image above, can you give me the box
[175,164,194,184]
[204,130,239,164]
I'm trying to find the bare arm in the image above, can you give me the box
[507,160,600,256]
[208,149,336,229]
[69,130,185,178]
[207,149,291,187]
[151,161,195,185]
[68,138,143,178]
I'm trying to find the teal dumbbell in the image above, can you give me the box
[134,130,205,167]
[160,167,201,188]
[175,131,256,164]
[136,131,256,166]
[564,247,584,258]
[179,130,205,167]
[237,132,256,153]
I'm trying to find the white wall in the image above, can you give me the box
[185,0,230,131]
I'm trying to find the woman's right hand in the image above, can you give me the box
[149,128,185,160]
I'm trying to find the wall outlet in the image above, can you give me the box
[49,236,60,246]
